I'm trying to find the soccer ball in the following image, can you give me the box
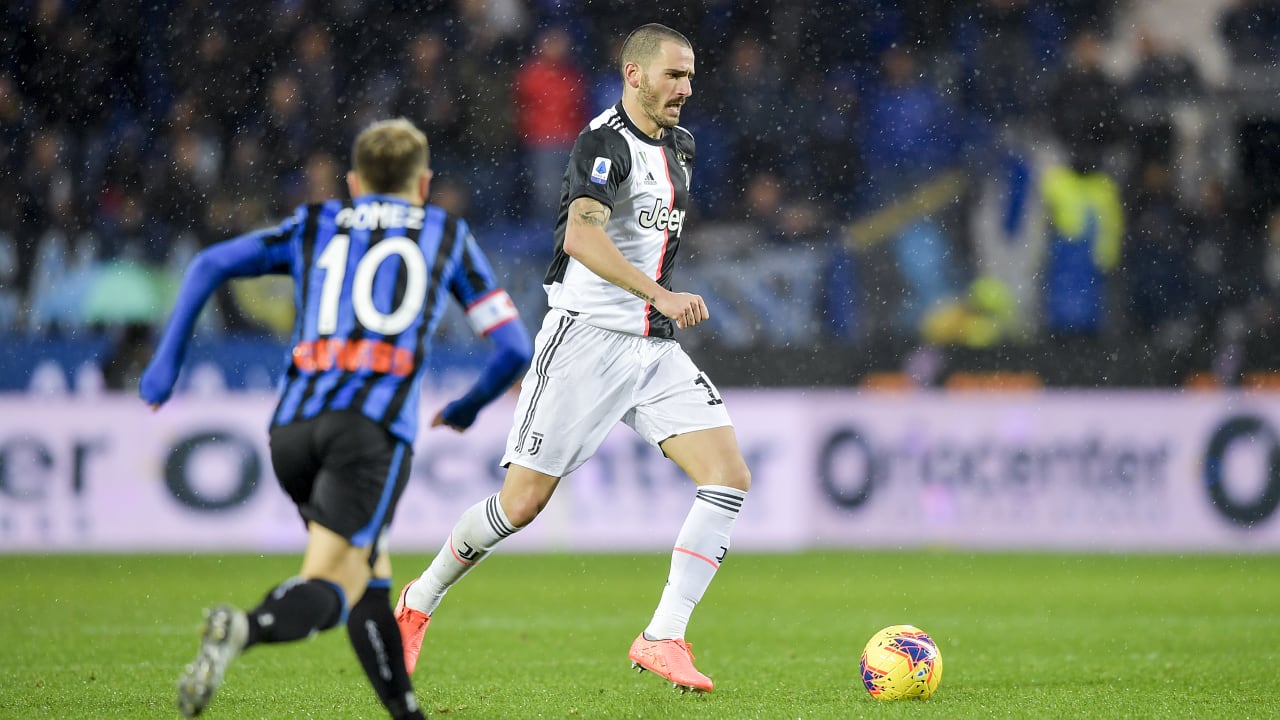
[859,624,943,700]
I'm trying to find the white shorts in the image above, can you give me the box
[501,309,733,477]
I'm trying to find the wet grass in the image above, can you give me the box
[2,551,1278,719]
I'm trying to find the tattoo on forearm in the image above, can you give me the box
[577,208,608,227]
[626,286,655,303]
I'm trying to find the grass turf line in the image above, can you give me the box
[1,551,1277,719]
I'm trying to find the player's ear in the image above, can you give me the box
[347,170,363,198]
[623,61,642,89]
[417,169,433,205]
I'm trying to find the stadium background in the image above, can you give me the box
[2,0,1280,555]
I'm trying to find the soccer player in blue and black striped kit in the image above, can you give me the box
[140,118,532,719]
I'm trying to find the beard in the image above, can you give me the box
[638,76,680,130]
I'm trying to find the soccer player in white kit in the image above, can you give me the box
[396,23,751,694]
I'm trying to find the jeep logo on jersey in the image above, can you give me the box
[638,198,684,236]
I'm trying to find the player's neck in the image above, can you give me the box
[357,191,423,205]
[621,97,664,140]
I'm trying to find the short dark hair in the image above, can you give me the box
[351,118,430,194]
[619,23,691,77]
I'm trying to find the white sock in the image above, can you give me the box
[404,493,517,615]
[644,485,746,640]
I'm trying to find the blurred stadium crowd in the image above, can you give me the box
[3,0,1280,392]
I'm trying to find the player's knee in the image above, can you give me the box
[499,489,550,527]
[503,496,543,527]
[723,462,751,492]
[500,466,559,526]
[695,458,751,492]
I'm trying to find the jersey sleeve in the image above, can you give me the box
[138,218,297,406]
[437,218,533,430]
[236,216,297,275]
[562,127,632,210]
[447,220,521,336]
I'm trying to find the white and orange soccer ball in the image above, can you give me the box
[859,624,944,700]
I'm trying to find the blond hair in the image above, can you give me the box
[351,118,430,194]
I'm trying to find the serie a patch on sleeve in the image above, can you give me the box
[466,289,520,335]
[590,157,611,185]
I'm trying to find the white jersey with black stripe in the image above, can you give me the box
[542,102,695,338]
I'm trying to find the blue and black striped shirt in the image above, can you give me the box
[141,194,517,443]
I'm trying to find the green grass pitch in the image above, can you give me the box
[2,551,1278,719]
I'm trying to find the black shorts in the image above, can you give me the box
[268,410,413,554]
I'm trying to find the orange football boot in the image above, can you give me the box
[394,580,432,674]
[628,634,714,693]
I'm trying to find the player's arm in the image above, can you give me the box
[562,196,708,328]
[432,230,534,432]
[139,229,290,408]
[432,319,532,432]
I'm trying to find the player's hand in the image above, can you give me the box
[431,409,466,433]
[432,399,480,433]
[139,361,176,409]
[654,289,709,329]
